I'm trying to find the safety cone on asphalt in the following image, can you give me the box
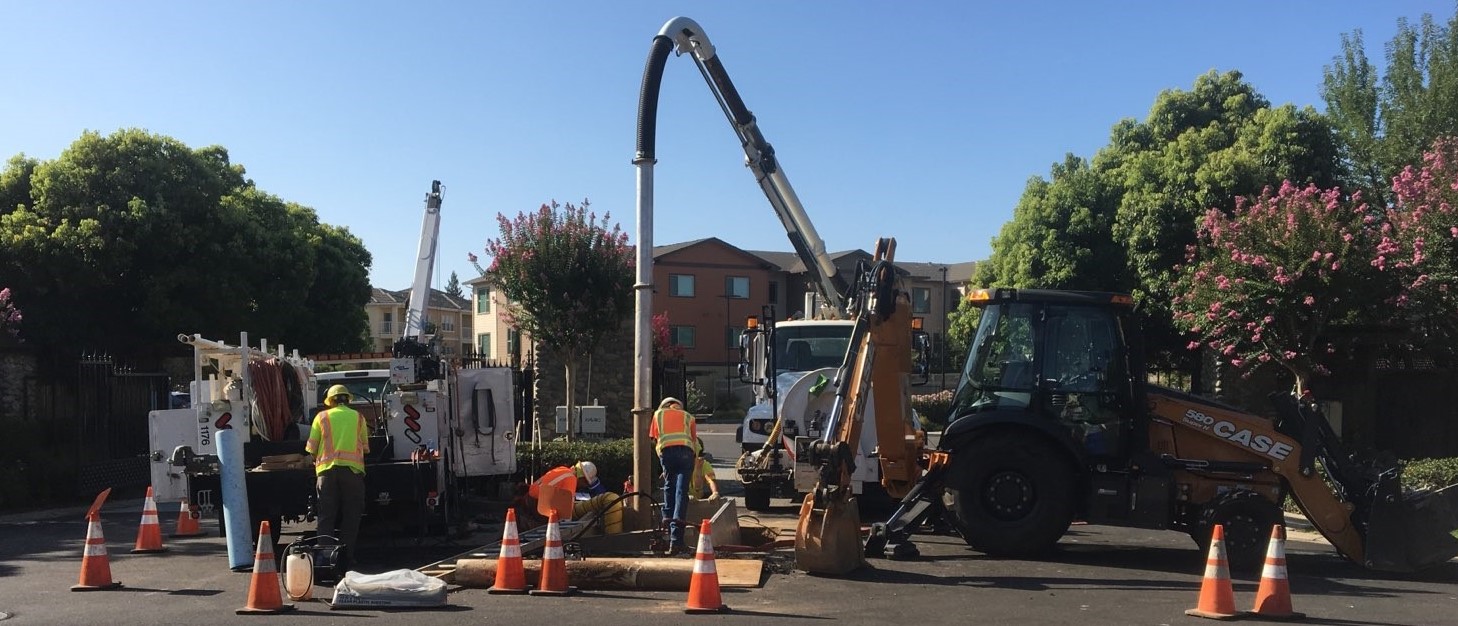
[171,498,203,538]
[1247,525,1305,620]
[685,518,729,614]
[1185,524,1239,620]
[71,512,122,591]
[236,521,295,614]
[488,508,530,594]
[528,511,576,596]
[131,486,166,554]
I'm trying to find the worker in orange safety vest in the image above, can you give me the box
[306,384,370,568]
[648,396,697,554]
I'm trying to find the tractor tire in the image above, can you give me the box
[743,485,772,512]
[947,432,1076,557]
[1190,491,1283,574]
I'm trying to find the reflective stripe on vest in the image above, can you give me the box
[653,408,693,452]
[315,406,366,474]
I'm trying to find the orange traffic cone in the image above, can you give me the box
[488,508,530,594]
[236,521,295,614]
[1185,524,1239,620]
[528,511,576,596]
[131,486,166,554]
[171,498,203,538]
[71,512,122,591]
[1248,525,1304,620]
[685,518,729,614]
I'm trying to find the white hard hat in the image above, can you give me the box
[576,461,598,482]
[659,397,682,409]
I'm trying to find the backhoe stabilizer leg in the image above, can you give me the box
[865,465,949,559]
[794,490,865,576]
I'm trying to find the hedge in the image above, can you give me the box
[516,439,638,493]
[912,390,955,429]
[1402,457,1458,492]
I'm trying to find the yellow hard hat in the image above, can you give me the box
[324,384,352,406]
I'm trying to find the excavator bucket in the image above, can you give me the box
[1363,474,1458,572]
[795,491,865,576]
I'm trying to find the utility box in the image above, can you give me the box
[554,405,606,435]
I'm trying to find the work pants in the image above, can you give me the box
[316,466,365,565]
[659,444,696,548]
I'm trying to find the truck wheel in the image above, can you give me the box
[744,485,772,511]
[947,432,1075,556]
[1191,492,1283,573]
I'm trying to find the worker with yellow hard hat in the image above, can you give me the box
[649,396,697,554]
[306,384,370,568]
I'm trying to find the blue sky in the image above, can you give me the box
[2,2,1451,290]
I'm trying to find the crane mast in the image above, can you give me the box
[391,180,445,385]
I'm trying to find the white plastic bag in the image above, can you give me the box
[330,569,447,609]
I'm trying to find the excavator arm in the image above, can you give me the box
[795,239,926,575]
[1148,388,1458,572]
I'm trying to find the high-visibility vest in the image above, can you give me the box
[690,458,714,499]
[652,407,694,453]
[307,406,367,475]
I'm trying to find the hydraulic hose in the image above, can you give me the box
[635,36,673,163]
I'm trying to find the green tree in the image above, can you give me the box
[1383,137,1458,349]
[974,154,1126,291]
[1171,182,1380,393]
[0,129,372,354]
[484,200,633,442]
[444,271,464,300]
[1323,10,1458,201]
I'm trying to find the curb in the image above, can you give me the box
[1284,512,1315,532]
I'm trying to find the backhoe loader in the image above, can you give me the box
[800,287,1458,574]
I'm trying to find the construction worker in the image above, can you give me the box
[689,438,720,501]
[575,461,609,497]
[648,396,697,554]
[306,384,370,568]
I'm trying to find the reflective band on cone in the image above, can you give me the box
[72,513,122,591]
[1247,524,1304,620]
[236,520,295,614]
[1185,524,1238,620]
[685,518,729,614]
[132,486,166,554]
[529,511,576,596]
[489,508,530,594]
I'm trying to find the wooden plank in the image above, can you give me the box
[454,557,765,590]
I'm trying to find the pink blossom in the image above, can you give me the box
[1230,359,1245,368]
[1187,341,1201,350]
[1303,296,1315,306]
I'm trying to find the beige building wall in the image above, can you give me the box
[465,275,528,364]
[363,288,473,356]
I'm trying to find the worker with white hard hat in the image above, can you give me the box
[648,396,697,554]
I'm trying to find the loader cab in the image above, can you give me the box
[950,289,1138,460]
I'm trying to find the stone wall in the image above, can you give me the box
[0,348,38,421]
[531,319,636,439]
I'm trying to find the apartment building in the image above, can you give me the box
[463,274,526,364]
[364,287,473,356]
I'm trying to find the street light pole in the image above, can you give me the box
[940,265,949,391]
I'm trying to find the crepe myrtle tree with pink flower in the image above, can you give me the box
[0,287,20,338]
[1171,182,1381,394]
[1382,138,1458,343]
[481,199,633,442]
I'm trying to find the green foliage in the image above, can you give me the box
[0,129,372,354]
[684,379,709,414]
[1384,138,1458,349]
[517,438,635,492]
[1323,10,1458,204]
[944,297,981,365]
[911,389,954,429]
[1402,457,1458,492]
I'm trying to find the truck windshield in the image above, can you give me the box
[316,377,392,405]
[951,303,1037,413]
[773,325,852,373]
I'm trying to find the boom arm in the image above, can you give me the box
[638,17,849,317]
[403,180,444,340]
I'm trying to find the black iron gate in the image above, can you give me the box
[74,355,171,494]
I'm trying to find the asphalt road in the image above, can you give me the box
[3,426,1455,625]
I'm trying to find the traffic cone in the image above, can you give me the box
[71,512,122,591]
[131,486,166,554]
[685,518,729,614]
[1185,524,1239,620]
[488,508,530,594]
[1247,525,1305,620]
[171,498,204,538]
[236,521,295,614]
[528,511,576,596]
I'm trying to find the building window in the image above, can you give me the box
[726,276,749,299]
[441,315,455,332]
[669,274,695,297]
[670,325,696,348]
[477,333,492,358]
[476,287,491,314]
[768,281,778,305]
[382,312,393,335]
[912,287,931,314]
[507,328,521,360]
[726,326,743,348]
[442,346,455,356]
